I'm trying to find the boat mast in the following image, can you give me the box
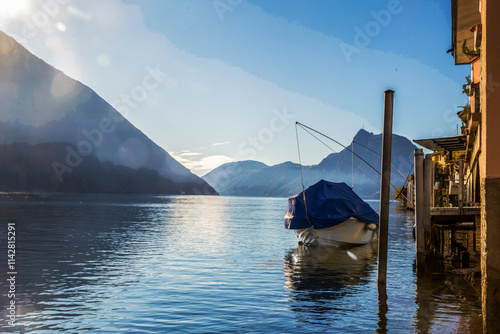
[351,141,354,189]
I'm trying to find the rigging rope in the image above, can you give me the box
[351,138,416,208]
[295,121,414,206]
[352,140,408,181]
[295,123,313,227]
[393,161,415,209]
[351,141,354,189]
[297,122,380,176]
[298,125,380,185]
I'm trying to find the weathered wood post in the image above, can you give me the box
[407,181,414,209]
[377,89,393,329]
[424,154,433,252]
[415,149,425,266]
[378,89,394,287]
[458,159,464,210]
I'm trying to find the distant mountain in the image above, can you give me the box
[0,142,209,194]
[202,160,268,194]
[0,30,216,195]
[203,129,416,198]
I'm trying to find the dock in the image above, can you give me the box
[412,142,481,266]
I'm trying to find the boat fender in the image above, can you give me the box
[366,223,378,231]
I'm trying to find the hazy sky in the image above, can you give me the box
[1,0,469,175]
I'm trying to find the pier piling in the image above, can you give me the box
[414,149,425,267]
[377,89,394,287]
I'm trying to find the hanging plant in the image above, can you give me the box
[457,103,471,124]
[462,75,472,96]
[462,39,480,60]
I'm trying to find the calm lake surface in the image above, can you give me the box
[0,194,481,333]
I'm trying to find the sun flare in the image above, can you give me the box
[0,0,30,19]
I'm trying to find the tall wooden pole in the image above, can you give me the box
[458,159,464,210]
[415,149,425,267]
[378,90,394,286]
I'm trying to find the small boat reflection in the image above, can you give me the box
[283,243,377,298]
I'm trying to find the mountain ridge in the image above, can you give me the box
[0,142,211,194]
[0,30,217,195]
[203,129,416,198]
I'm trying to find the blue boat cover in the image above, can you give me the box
[284,180,379,230]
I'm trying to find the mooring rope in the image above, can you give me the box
[393,161,415,209]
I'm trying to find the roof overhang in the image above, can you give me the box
[414,135,467,152]
[451,0,481,65]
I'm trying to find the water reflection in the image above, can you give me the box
[0,195,483,333]
[168,195,231,252]
[0,193,179,332]
[283,243,377,316]
[414,260,482,333]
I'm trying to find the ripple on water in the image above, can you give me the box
[0,194,481,333]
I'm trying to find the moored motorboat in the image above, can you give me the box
[284,180,379,246]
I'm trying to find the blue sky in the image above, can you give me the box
[0,0,469,175]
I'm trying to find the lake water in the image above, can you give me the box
[0,194,482,333]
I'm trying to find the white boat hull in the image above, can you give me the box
[295,217,378,247]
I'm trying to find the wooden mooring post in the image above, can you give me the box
[414,149,425,266]
[424,154,433,233]
[377,90,394,287]
[377,90,393,329]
